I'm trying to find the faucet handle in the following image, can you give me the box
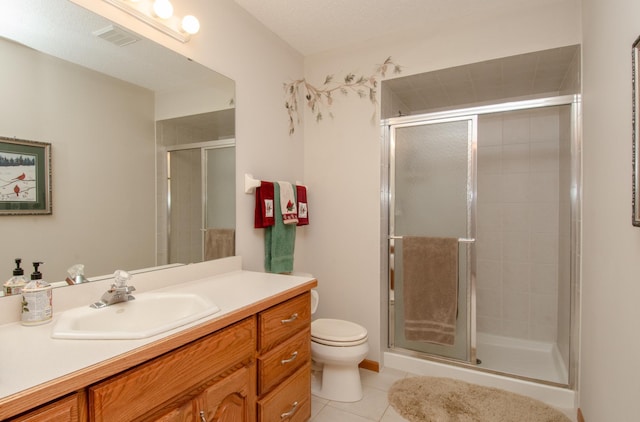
[113,270,132,288]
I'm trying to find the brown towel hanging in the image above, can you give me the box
[402,236,458,345]
[204,228,235,261]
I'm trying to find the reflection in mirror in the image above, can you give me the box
[157,113,236,265]
[0,0,235,295]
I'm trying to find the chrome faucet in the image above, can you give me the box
[90,270,136,308]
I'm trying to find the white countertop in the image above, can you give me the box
[0,259,314,402]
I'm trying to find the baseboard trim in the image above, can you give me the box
[359,359,379,372]
[577,408,585,422]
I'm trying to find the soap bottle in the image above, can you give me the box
[3,258,27,296]
[21,262,53,326]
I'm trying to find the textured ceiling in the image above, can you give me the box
[232,0,553,56]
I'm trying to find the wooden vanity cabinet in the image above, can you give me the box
[89,317,256,422]
[257,292,312,422]
[88,292,313,422]
[195,363,255,421]
[0,286,316,422]
[155,363,255,422]
[8,391,87,422]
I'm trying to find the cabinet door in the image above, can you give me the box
[153,400,195,422]
[197,364,256,422]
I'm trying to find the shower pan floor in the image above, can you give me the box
[476,333,568,384]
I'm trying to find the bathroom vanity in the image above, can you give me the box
[0,258,316,421]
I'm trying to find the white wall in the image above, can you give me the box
[581,0,640,420]
[155,82,234,121]
[302,0,581,365]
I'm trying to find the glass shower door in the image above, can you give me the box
[168,148,202,264]
[167,143,235,264]
[389,115,477,363]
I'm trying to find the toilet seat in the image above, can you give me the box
[311,318,368,346]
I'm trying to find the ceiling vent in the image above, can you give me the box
[92,25,140,47]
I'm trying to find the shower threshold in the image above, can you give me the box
[476,333,568,385]
[388,342,569,389]
[384,351,575,410]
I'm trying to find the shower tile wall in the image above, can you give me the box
[476,108,563,342]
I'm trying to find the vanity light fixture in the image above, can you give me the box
[152,0,173,19]
[102,0,200,43]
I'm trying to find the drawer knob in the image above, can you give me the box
[280,401,299,419]
[281,351,298,365]
[281,313,298,324]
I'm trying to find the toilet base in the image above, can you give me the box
[311,362,364,402]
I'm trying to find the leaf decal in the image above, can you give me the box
[283,57,403,134]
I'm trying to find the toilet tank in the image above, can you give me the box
[310,289,319,314]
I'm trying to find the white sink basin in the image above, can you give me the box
[51,292,220,340]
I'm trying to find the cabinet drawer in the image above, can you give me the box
[258,292,310,353]
[9,391,86,422]
[89,317,256,422]
[258,363,311,422]
[258,327,310,395]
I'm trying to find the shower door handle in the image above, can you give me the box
[389,236,475,243]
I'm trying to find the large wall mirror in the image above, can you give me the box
[0,0,235,294]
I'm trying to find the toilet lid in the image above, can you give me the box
[311,318,368,346]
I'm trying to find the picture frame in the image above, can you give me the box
[0,136,51,215]
[633,36,640,226]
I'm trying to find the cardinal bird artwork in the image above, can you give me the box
[0,149,39,203]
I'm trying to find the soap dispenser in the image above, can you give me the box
[3,258,27,296]
[21,262,53,326]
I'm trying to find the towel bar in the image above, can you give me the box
[244,173,308,194]
[244,174,261,193]
[388,236,475,243]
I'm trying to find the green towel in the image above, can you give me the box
[265,183,296,273]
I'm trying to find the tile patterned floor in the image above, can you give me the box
[310,368,577,421]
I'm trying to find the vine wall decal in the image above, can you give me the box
[284,57,402,135]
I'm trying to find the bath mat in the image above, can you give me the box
[388,376,571,422]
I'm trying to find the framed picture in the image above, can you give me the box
[633,36,640,226]
[0,136,51,215]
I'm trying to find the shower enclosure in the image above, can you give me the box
[167,141,235,264]
[388,115,477,365]
[384,95,581,387]
[155,110,236,266]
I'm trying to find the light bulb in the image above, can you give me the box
[152,0,173,19]
[181,15,200,35]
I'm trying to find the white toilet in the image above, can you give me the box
[310,290,369,402]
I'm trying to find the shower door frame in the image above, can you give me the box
[387,115,478,365]
[166,139,235,264]
[382,94,582,388]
